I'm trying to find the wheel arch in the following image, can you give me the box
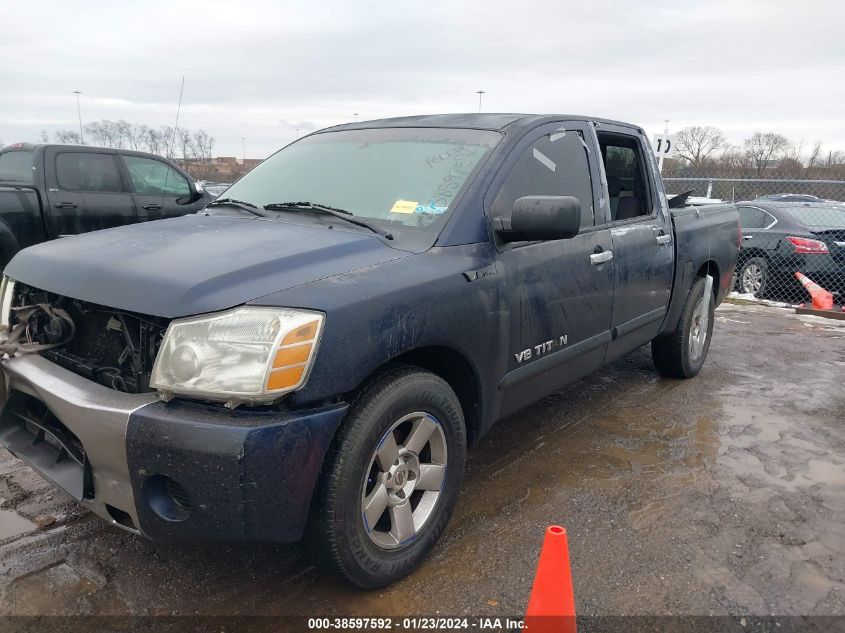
[351,345,483,447]
[696,260,721,300]
[737,247,768,264]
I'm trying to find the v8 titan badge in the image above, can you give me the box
[514,335,568,363]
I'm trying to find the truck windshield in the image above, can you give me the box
[0,150,34,183]
[222,127,501,247]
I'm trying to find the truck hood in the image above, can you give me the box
[6,215,409,318]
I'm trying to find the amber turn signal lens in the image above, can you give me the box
[266,365,306,390]
[282,320,319,345]
[273,344,311,368]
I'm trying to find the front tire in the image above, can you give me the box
[652,277,715,378]
[313,365,467,588]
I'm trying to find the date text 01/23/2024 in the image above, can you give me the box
[306,616,527,629]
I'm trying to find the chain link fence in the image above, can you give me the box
[663,175,845,308]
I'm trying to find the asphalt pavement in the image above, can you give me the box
[1,302,843,625]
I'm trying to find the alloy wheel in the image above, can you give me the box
[360,412,447,550]
[740,263,764,293]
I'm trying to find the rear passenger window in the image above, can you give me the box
[738,207,767,229]
[56,152,122,192]
[598,134,652,221]
[491,129,595,228]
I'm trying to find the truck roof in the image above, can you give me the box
[321,113,644,134]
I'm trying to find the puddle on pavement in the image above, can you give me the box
[0,499,36,540]
[0,562,99,615]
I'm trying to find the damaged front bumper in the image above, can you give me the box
[0,354,347,543]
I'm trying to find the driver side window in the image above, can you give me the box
[491,129,595,229]
[123,156,190,196]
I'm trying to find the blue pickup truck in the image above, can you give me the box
[0,114,739,587]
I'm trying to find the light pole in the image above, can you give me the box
[241,137,246,163]
[353,113,359,122]
[476,90,485,113]
[72,91,84,144]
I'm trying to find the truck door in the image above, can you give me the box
[44,147,137,237]
[120,154,196,221]
[594,126,674,361]
[490,122,614,416]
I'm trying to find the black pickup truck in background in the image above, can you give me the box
[0,114,739,588]
[0,143,210,268]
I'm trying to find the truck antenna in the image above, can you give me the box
[167,76,186,161]
[161,76,186,210]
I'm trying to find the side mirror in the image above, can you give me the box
[175,194,198,205]
[175,183,208,205]
[495,195,582,242]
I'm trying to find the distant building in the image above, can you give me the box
[179,156,263,181]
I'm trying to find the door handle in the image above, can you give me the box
[590,250,613,265]
[54,202,77,209]
[656,234,672,245]
[742,235,754,240]
[142,204,162,211]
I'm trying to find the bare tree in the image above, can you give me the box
[54,130,82,144]
[675,126,727,169]
[744,132,790,177]
[117,120,147,151]
[174,128,192,161]
[190,130,216,179]
[806,141,823,169]
[783,139,805,164]
[84,121,115,147]
[142,127,166,156]
[713,145,749,175]
[39,129,50,143]
[828,151,845,167]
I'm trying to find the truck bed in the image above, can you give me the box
[661,203,740,335]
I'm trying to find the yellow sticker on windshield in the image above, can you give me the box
[390,200,418,214]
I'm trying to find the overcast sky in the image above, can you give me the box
[2,0,843,159]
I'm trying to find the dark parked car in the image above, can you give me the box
[0,114,739,587]
[0,143,211,269]
[735,201,845,298]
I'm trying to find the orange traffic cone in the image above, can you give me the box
[525,526,576,633]
[795,272,834,310]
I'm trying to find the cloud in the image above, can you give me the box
[2,0,843,156]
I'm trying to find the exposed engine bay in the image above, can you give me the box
[3,284,169,393]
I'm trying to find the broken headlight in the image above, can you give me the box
[150,307,324,406]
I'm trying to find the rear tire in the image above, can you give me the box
[312,365,466,588]
[652,277,715,378]
[736,256,768,297]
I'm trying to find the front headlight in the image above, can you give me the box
[150,306,324,406]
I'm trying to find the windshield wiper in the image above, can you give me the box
[206,198,267,217]
[263,201,393,240]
